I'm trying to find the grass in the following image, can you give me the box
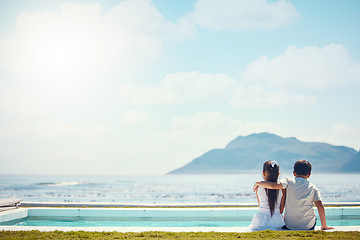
[1,230,360,239]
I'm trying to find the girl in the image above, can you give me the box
[249,160,286,230]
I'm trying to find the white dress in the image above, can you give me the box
[249,186,285,231]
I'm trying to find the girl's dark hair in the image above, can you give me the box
[263,160,280,216]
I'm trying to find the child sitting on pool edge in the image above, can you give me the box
[253,160,334,230]
[249,160,286,230]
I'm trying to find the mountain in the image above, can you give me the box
[342,151,360,172]
[168,132,359,174]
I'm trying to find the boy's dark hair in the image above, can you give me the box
[294,160,312,176]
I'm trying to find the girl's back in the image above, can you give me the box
[257,186,282,213]
[249,186,285,230]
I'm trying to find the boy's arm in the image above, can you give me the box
[280,189,286,214]
[253,181,283,192]
[315,200,334,230]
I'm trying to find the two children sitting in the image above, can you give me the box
[250,160,334,231]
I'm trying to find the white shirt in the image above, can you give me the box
[280,177,321,230]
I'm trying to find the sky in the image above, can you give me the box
[0,0,359,175]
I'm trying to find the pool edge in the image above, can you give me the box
[20,201,360,208]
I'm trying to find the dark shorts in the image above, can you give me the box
[282,219,316,230]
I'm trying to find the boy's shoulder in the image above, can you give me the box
[306,180,319,190]
[280,177,295,184]
[279,177,295,189]
[286,177,319,190]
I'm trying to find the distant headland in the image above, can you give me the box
[168,132,360,174]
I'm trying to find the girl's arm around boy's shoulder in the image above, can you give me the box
[253,180,284,192]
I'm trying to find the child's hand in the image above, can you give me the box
[321,226,334,230]
[253,181,261,192]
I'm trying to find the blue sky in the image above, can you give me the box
[0,0,359,175]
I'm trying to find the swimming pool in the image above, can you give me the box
[1,207,360,228]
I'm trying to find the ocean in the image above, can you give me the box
[1,173,360,204]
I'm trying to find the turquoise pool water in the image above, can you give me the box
[1,208,360,227]
[4,216,252,227]
[4,216,360,227]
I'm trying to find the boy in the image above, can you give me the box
[253,160,333,230]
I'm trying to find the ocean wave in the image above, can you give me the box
[36,181,89,187]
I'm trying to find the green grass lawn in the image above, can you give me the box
[1,230,360,239]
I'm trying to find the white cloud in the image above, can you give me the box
[332,123,360,136]
[174,112,289,138]
[0,147,20,157]
[0,0,196,82]
[189,0,299,31]
[119,71,315,107]
[172,112,243,133]
[230,84,316,107]
[33,123,108,139]
[298,123,360,151]
[330,124,360,150]
[0,124,32,139]
[119,83,181,105]
[146,112,244,170]
[168,112,289,146]
[123,110,150,125]
[119,71,238,104]
[162,72,237,101]
[0,123,108,140]
[108,0,196,41]
[242,44,360,90]
[0,82,40,121]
